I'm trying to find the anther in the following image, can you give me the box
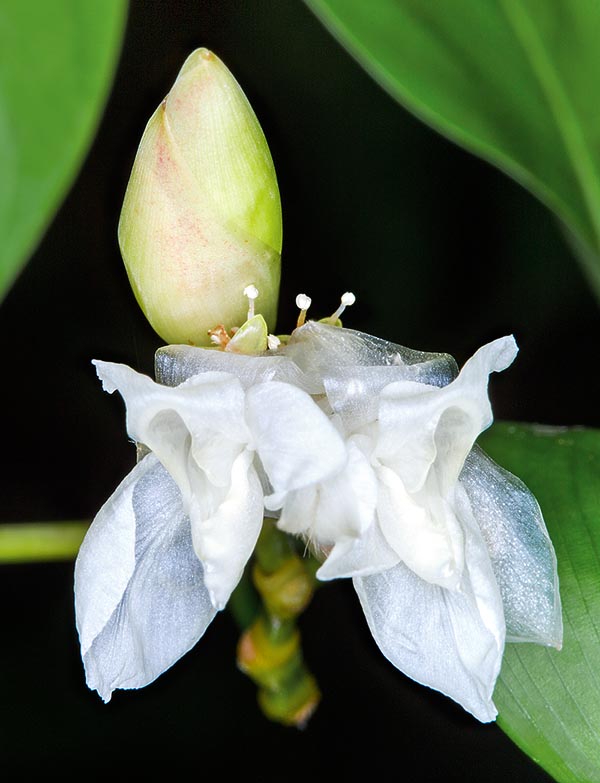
[295,293,312,328]
[267,334,281,350]
[328,291,356,323]
[243,284,259,319]
[207,324,231,349]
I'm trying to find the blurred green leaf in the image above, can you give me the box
[480,423,600,783]
[306,0,600,297]
[0,0,127,300]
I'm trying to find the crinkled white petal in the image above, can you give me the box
[246,380,347,494]
[460,446,562,647]
[376,466,464,589]
[272,437,378,545]
[283,321,457,401]
[75,454,217,702]
[155,344,318,393]
[93,360,249,498]
[376,336,518,495]
[286,320,457,378]
[353,484,505,722]
[317,519,399,580]
[189,449,264,610]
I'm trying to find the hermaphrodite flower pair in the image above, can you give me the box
[74,49,561,723]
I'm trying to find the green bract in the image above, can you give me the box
[118,48,282,346]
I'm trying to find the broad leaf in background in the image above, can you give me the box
[0,0,127,300]
[480,423,600,783]
[305,0,600,298]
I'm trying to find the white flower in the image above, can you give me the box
[263,321,562,721]
[76,317,561,722]
[75,355,344,701]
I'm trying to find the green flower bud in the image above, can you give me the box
[118,48,282,345]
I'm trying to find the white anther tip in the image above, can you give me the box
[267,334,281,350]
[341,291,356,306]
[296,293,312,310]
[243,284,259,300]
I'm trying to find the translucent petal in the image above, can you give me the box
[354,485,505,722]
[285,321,457,381]
[75,454,217,701]
[189,450,264,610]
[460,446,562,647]
[376,336,518,494]
[246,381,347,494]
[155,344,315,393]
[75,457,148,657]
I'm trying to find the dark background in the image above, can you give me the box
[1,0,597,778]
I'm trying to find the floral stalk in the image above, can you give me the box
[0,521,89,562]
[236,518,321,727]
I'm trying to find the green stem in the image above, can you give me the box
[236,517,321,727]
[0,521,89,563]
[228,565,261,629]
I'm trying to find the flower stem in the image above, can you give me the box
[0,521,89,563]
[236,518,321,727]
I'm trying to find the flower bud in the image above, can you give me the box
[118,48,282,345]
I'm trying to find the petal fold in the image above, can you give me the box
[460,446,562,647]
[155,344,314,393]
[354,486,505,722]
[75,454,217,701]
[189,449,264,609]
[246,380,347,494]
[376,336,518,494]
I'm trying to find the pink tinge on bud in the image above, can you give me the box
[118,49,282,346]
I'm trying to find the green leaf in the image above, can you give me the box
[479,423,600,783]
[305,0,600,297]
[0,0,127,300]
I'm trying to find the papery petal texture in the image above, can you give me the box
[75,455,217,701]
[354,484,505,722]
[93,359,266,608]
[375,336,518,494]
[190,448,264,609]
[155,344,313,393]
[285,321,458,380]
[93,360,248,498]
[283,322,458,426]
[246,381,347,494]
[460,446,562,647]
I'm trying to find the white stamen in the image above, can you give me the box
[267,334,281,350]
[243,284,259,319]
[295,293,312,328]
[210,333,222,345]
[329,291,356,323]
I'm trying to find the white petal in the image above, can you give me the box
[460,446,562,647]
[189,449,264,610]
[273,438,378,544]
[155,345,317,393]
[376,336,518,494]
[285,321,457,383]
[376,466,464,589]
[93,360,249,499]
[246,381,347,494]
[317,520,399,580]
[353,484,505,722]
[75,454,217,701]
[75,458,149,657]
